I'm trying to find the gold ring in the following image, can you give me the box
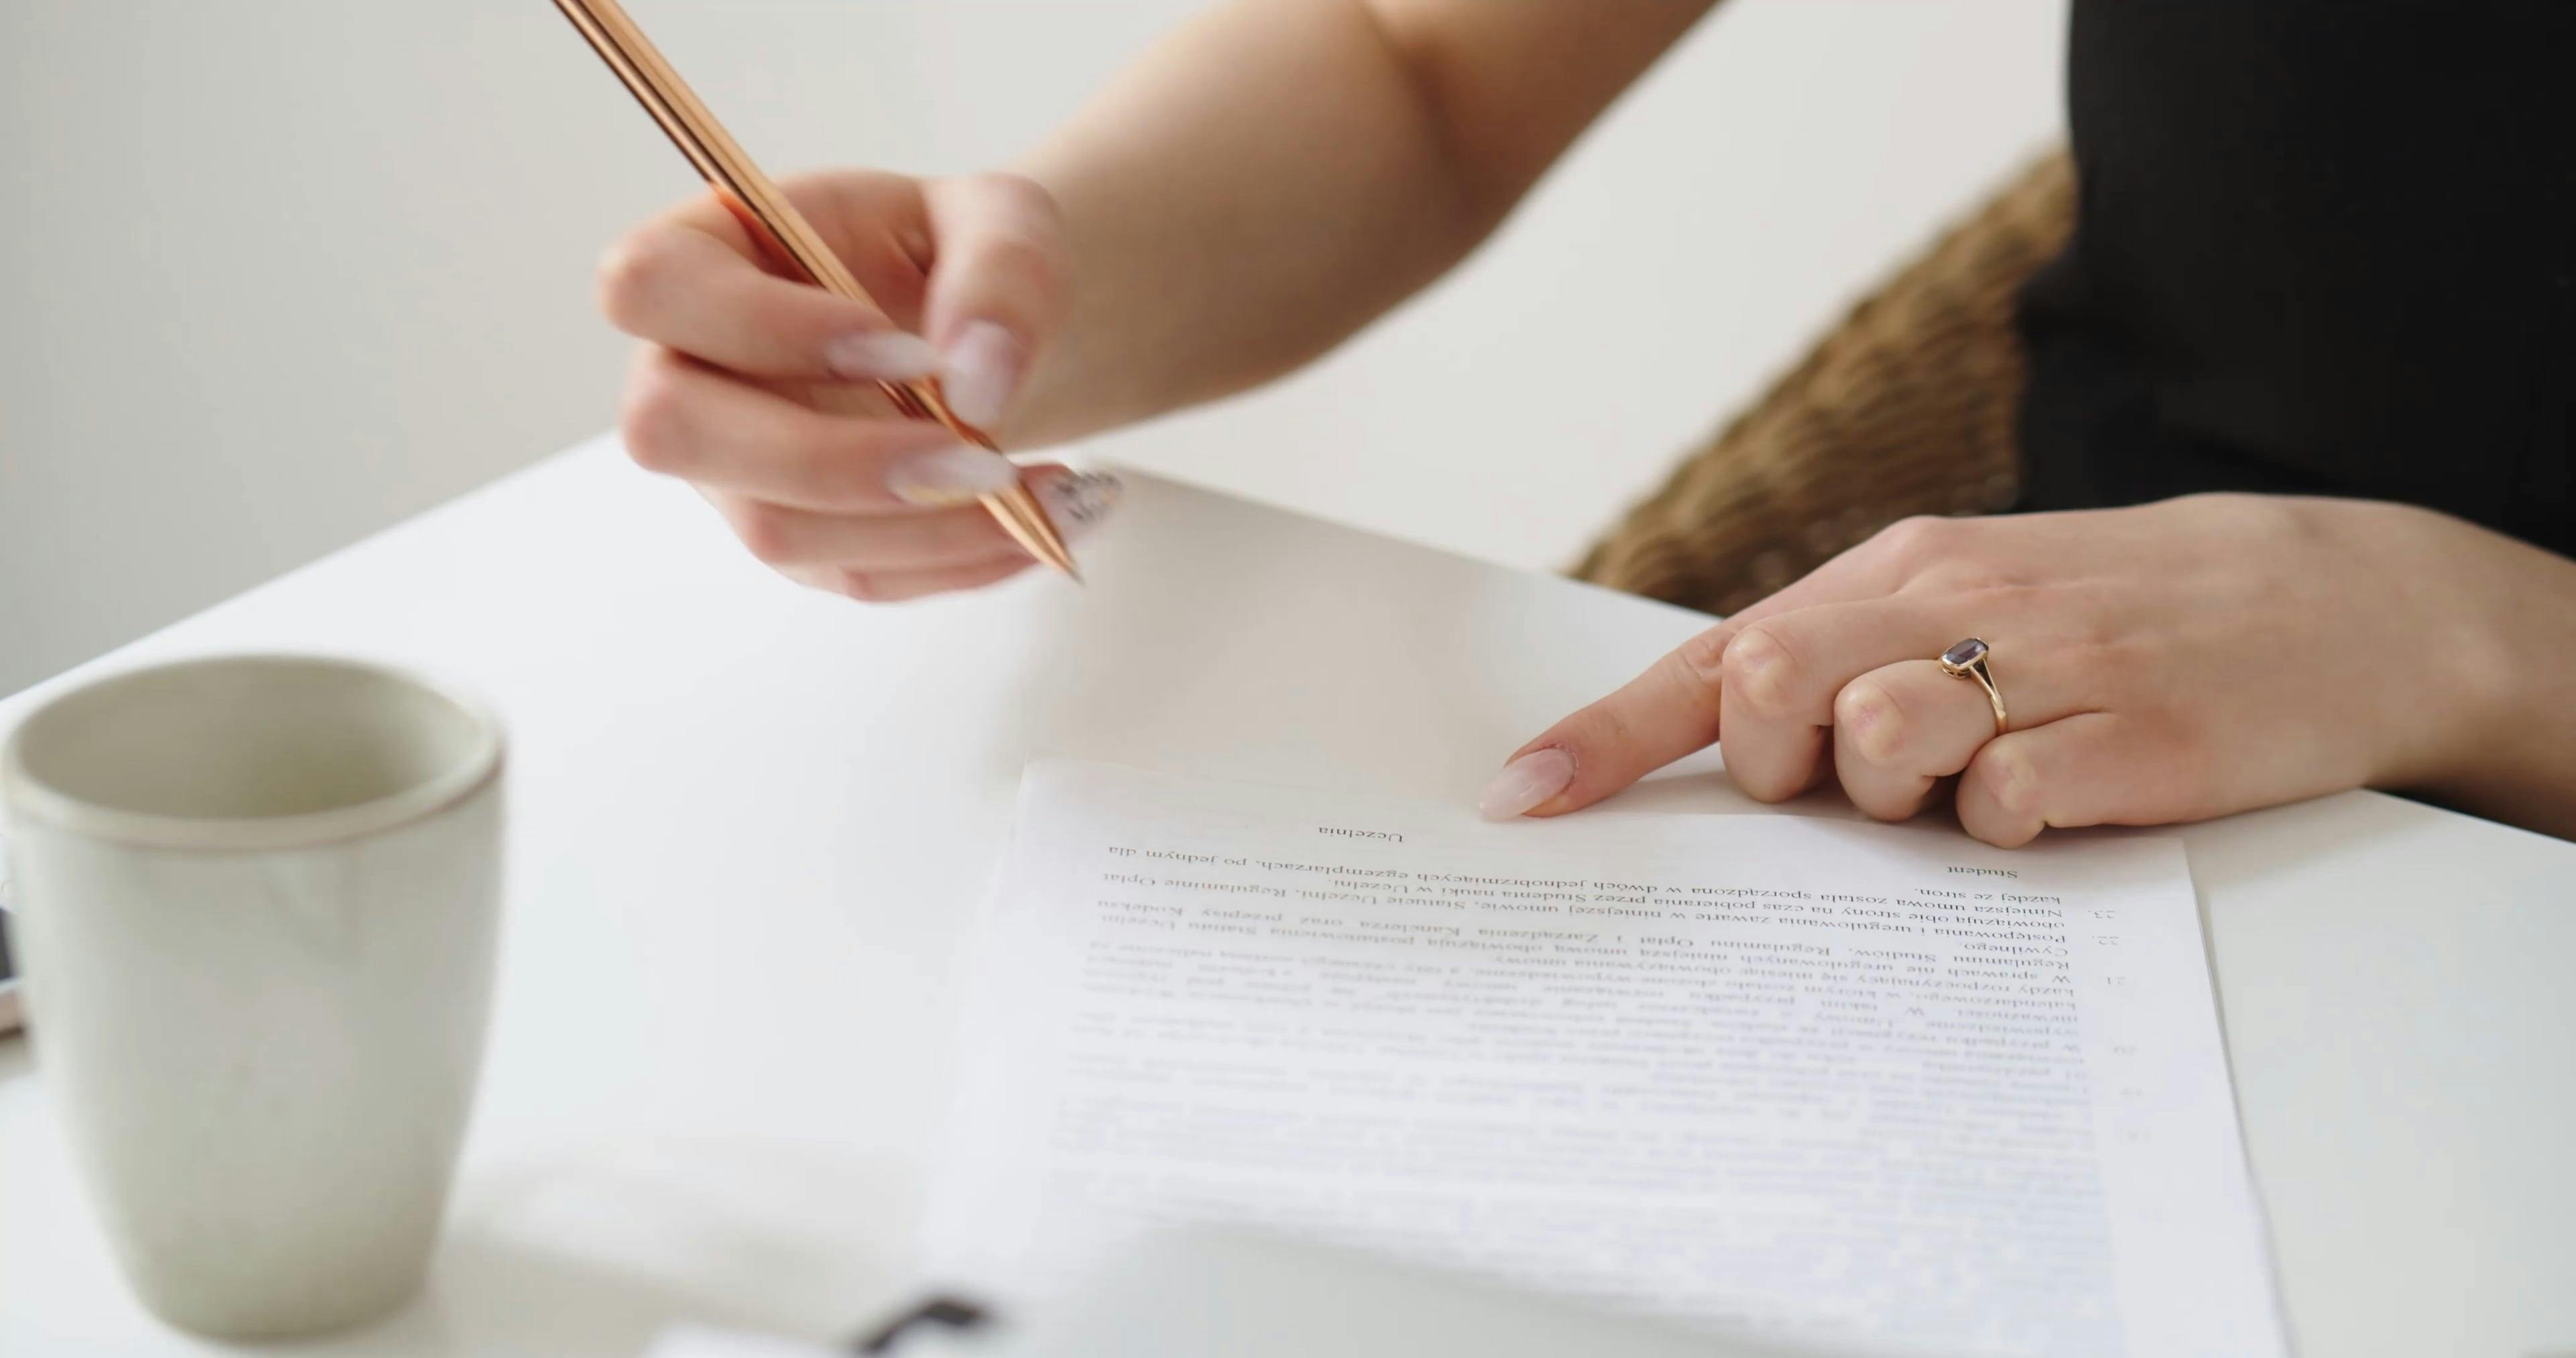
[1939,637,2007,735]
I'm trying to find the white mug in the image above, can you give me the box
[0,654,504,1339]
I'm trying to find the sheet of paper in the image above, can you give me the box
[926,762,2285,1357]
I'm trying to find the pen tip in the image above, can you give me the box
[981,480,1083,581]
[1028,536,1081,582]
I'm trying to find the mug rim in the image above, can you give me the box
[0,653,505,852]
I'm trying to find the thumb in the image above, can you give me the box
[919,172,1069,433]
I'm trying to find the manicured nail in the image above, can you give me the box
[886,445,1021,505]
[825,330,939,381]
[1478,748,1575,821]
[1039,471,1122,539]
[940,321,1024,429]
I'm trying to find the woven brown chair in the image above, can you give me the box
[1572,149,2076,617]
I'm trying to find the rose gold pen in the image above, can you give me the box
[550,0,1081,581]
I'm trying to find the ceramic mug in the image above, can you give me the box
[0,654,503,1339]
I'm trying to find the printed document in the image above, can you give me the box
[926,762,2285,1357]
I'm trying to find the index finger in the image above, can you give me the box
[1478,525,1923,819]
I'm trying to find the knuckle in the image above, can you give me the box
[1721,626,1802,718]
[730,503,800,566]
[619,366,690,473]
[2184,490,2302,536]
[1670,628,1732,697]
[968,231,1067,303]
[836,569,883,604]
[968,171,1064,227]
[955,175,1067,282]
[1969,743,2043,819]
[788,167,896,209]
[1835,678,1906,767]
[1869,514,2015,592]
[1869,514,1955,567]
[1554,705,1633,773]
[594,232,678,326]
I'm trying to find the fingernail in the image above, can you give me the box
[887,445,1021,505]
[1039,471,1123,539]
[826,330,939,381]
[940,321,1024,429]
[1478,748,1576,821]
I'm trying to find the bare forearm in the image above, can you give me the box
[1004,0,1479,444]
[1004,0,1711,445]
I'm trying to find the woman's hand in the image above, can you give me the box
[597,170,1117,603]
[1485,494,2575,844]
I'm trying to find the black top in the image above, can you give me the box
[2016,1,2574,558]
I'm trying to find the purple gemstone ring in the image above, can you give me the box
[1937,637,2008,735]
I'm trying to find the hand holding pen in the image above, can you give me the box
[560,0,1112,600]
[598,170,1116,600]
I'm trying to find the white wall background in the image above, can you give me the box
[0,0,2065,696]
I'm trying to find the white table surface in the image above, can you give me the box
[3,437,2571,1358]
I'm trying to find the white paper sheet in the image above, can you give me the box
[926,762,2286,1357]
